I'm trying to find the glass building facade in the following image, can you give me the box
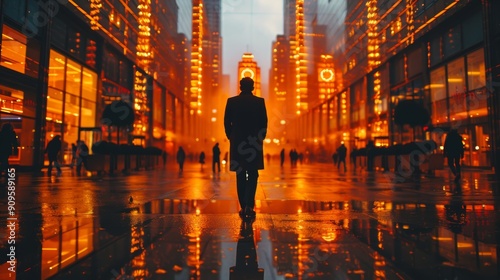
[0,0,193,170]
[291,0,497,168]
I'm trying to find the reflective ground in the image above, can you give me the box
[1,160,499,279]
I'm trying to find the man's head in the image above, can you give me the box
[240,77,254,91]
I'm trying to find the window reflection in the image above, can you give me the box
[46,50,97,164]
[1,25,27,73]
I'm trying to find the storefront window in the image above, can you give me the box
[66,59,82,95]
[46,88,63,123]
[0,86,23,115]
[1,25,27,74]
[82,68,97,102]
[430,66,447,124]
[46,50,97,164]
[467,48,488,120]
[447,58,467,122]
[48,50,66,90]
[80,99,96,128]
[467,48,486,91]
[64,93,80,151]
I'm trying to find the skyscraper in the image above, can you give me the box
[237,53,261,97]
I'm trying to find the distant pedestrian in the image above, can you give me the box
[350,147,358,169]
[70,143,78,168]
[162,150,167,166]
[332,152,338,165]
[366,140,375,171]
[444,129,464,182]
[280,148,285,167]
[76,140,89,175]
[212,143,221,173]
[45,135,62,176]
[336,143,347,172]
[224,77,268,220]
[0,123,18,177]
[199,151,206,169]
[177,146,186,172]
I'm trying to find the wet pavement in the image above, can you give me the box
[1,161,499,280]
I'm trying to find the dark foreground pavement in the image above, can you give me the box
[1,161,499,280]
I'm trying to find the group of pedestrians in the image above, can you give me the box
[176,142,223,174]
[45,136,89,176]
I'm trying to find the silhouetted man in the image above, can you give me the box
[444,129,464,182]
[212,142,221,173]
[224,77,268,220]
[229,220,263,279]
[0,123,18,177]
[176,146,186,172]
[336,142,347,172]
[45,135,62,176]
[280,148,285,167]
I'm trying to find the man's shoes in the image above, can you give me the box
[239,207,256,220]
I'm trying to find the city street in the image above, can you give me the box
[1,160,499,280]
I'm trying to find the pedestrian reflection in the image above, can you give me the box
[230,220,264,280]
[445,190,466,234]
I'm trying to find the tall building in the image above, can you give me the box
[237,53,261,97]
[0,0,191,170]
[190,0,223,149]
[292,0,500,171]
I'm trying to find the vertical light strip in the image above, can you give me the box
[295,0,307,115]
[406,0,415,44]
[366,0,380,70]
[89,0,101,30]
[137,0,152,71]
[190,0,204,115]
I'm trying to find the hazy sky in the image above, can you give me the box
[221,0,283,96]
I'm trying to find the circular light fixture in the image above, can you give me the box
[320,69,334,82]
[241,68,255,79]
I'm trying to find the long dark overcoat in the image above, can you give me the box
[224,91,268,171]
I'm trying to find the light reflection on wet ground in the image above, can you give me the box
[0,162,499,279]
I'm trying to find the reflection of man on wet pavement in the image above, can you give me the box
[445,191,466,234]
[230,220,263,279]
[444,129,464,183]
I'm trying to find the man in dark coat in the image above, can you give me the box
[336,143,347,172]
[224,77,268,220]
[0,123,18,177]
[45,135,62,176]
[444,128,464,182]
[212,142,221,173]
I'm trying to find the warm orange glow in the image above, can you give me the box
[190,0,204,112]
[137,0,152,70]
[89,0,102,30]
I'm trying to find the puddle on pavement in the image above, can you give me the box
[3,199,498,280]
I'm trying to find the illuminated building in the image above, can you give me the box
[189,0,223,149]
[269,35,294,148]
[0,0,192,170]
[290,0,499,169]
[237,53,261,97]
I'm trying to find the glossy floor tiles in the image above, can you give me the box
[0,161,499,279]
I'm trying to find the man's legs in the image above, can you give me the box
[0,156,9,177]
[245,170,259,210]
[236,171,247,210]
[447,156,457,176]
[47,159,53,176]
[454,157,461,179]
